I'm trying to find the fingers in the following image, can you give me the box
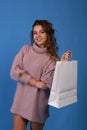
[67,50,72,60]
[64,52,71,61]
[61,50,72,61]
[36,81,47,89]
[29,77,47,89]
[67,50,72,54]
[29,77,37,86]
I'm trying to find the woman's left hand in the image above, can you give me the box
[61,50,72,61]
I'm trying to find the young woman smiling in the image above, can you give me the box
[10,20,71,130]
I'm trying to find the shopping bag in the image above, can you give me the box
[48,60,78,108]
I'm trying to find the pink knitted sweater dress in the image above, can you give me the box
[10,43,56,123]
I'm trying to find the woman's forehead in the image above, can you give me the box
[33,25,44,31]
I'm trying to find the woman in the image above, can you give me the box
[10,20,71,130]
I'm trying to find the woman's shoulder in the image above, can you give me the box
[44,55,57,68]
[20,44,32,52]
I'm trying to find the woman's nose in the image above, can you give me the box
[37,32,41,37]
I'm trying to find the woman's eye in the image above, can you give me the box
[33,31,45,35]
[41,31,44,33]
[33,32,37,35]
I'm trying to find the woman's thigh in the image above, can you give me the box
[30,121,44,130]
[12,114,28,130]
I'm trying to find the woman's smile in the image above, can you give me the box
[33,25,47,48]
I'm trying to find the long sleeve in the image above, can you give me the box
[10,45,31,84]
[41,60,56,89]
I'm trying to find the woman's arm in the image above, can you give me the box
[28,50,72,89]
[29,77,47,89]
[28,60,56,90]
[10,45,31,84]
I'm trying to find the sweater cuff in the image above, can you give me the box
[18,73,31,84]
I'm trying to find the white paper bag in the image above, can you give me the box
[48,60,78,108]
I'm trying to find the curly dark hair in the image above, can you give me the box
[30,19,59,61]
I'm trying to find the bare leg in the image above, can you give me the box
[30,121,44,130]
[13,114,28,130]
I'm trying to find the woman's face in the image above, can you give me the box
[33,25,47,48]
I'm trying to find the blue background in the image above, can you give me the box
[0,0,87,130]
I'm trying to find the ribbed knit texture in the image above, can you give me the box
[10,43,56,123]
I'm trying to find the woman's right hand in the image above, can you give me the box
[29,77,47,89]
[36,81,47,89]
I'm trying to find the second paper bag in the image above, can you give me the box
[48,61,78,108]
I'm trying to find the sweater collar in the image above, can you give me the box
[32,43,47,54]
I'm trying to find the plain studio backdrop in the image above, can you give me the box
[0,0,87,130]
